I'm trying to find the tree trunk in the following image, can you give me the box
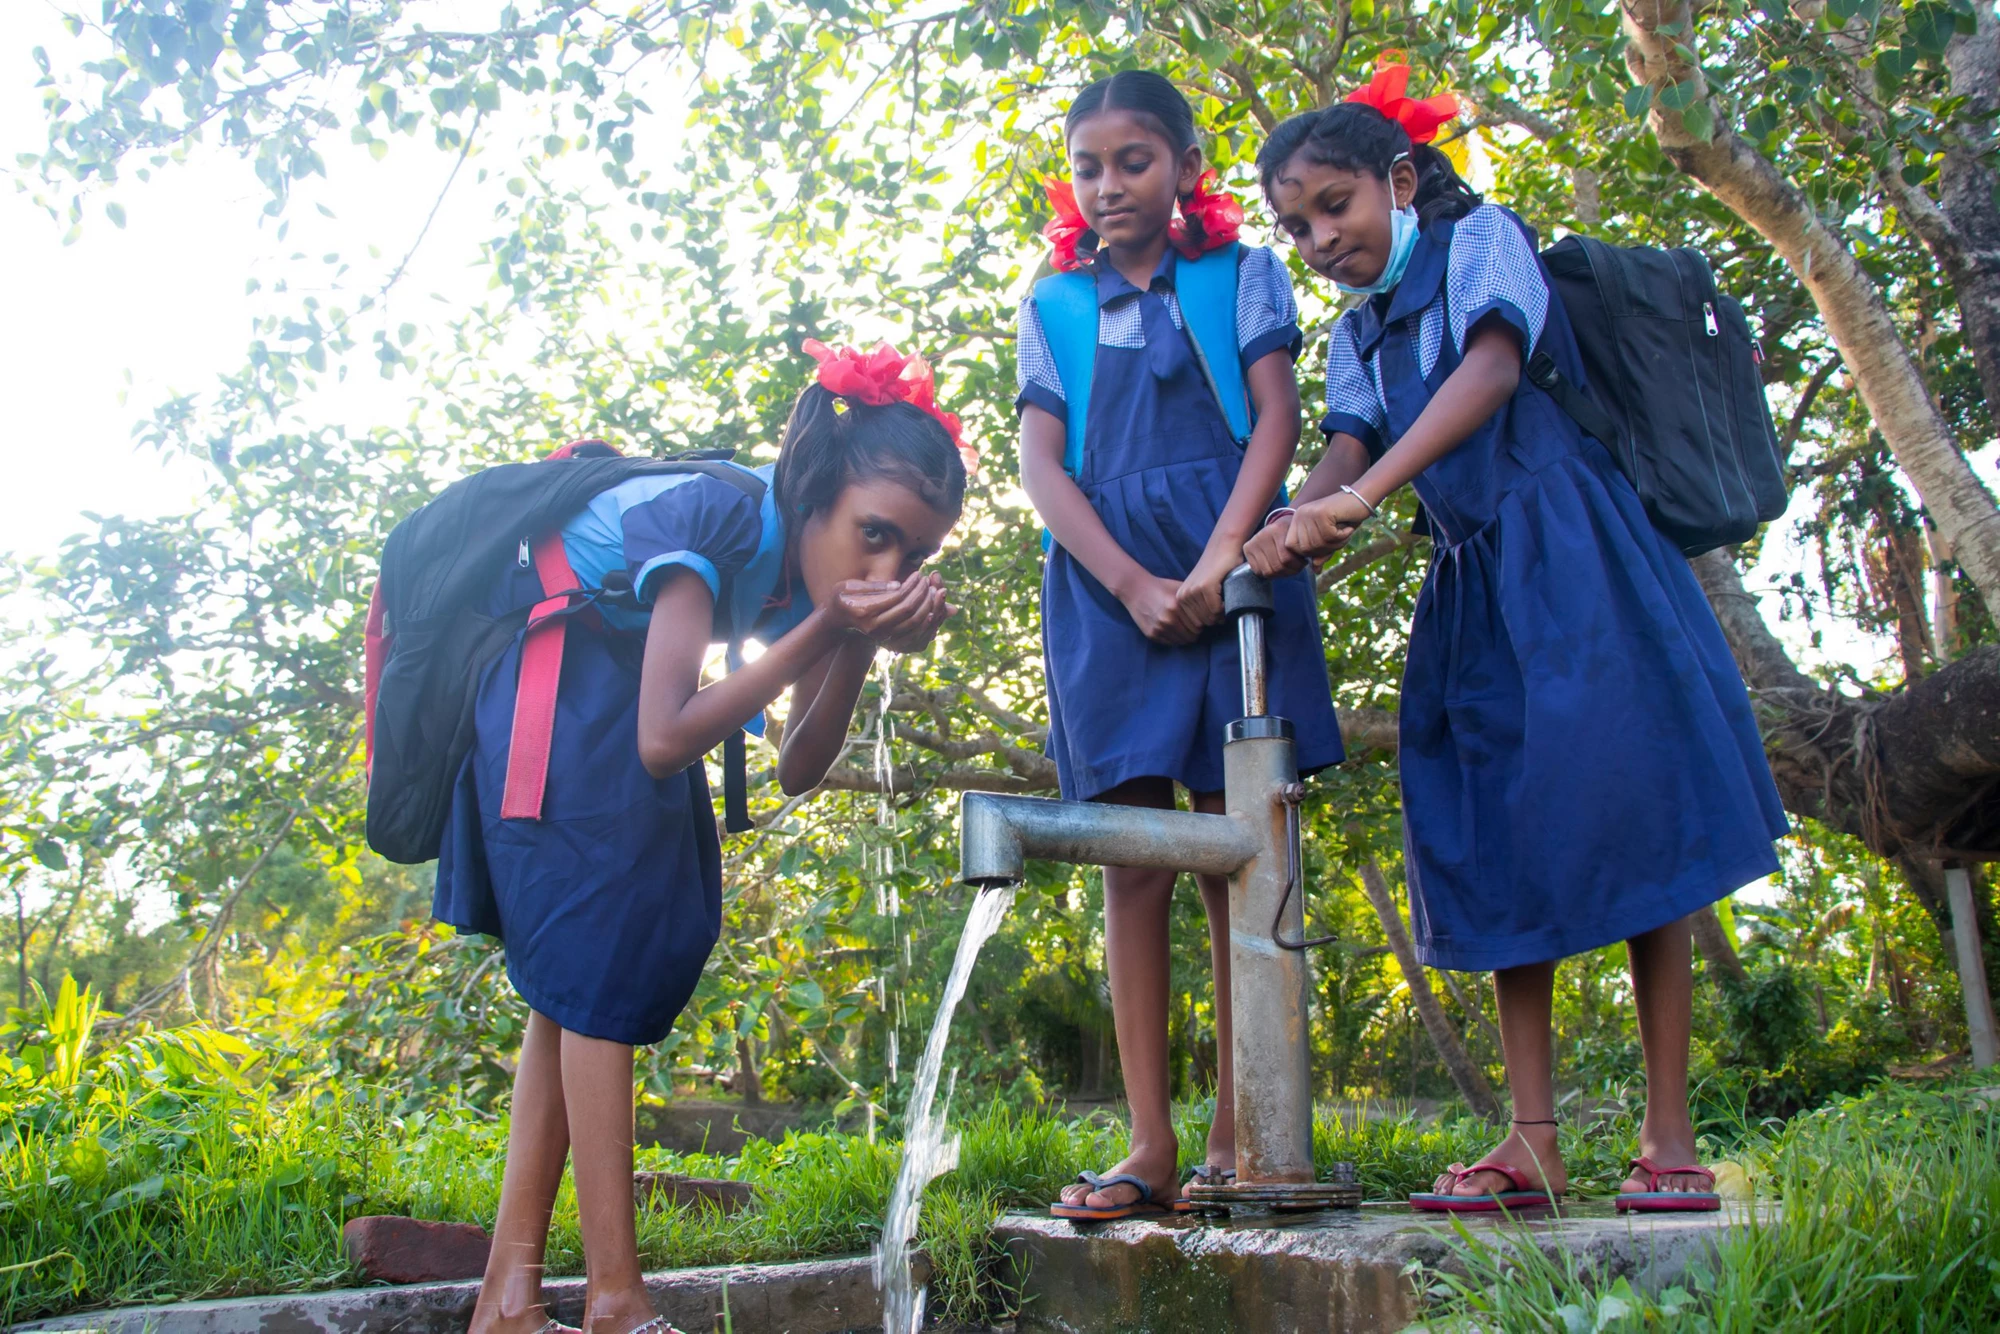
[1906,854,2000,1016]
[1938,10,2000,423]
[1358,860,1504,1123]
[1944,862,2000,1067]
[1689,550,2000,857]
[1689,904,1748,987]
[1622,0,2000,613]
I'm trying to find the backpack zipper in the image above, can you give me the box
[1678,257,1729,515]
[518,539,532,568]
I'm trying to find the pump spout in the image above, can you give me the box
[958,793,1258,888]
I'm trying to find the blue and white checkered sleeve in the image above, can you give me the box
[1014,294,1067,420]
[1447,204,1548,358]
[1319,317,1387,453]
[1234,246,1304,369]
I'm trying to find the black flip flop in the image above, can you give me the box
[1049,1170,1171,1221]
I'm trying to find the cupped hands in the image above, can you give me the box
[829,571,956,652]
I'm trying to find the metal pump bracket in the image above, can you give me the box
[1273,782,1337,951]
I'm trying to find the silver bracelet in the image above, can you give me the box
[1263,506,1297,528]
[1339,484,1380,517]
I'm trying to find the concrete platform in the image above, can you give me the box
[995,1199,1771,1333]
[5,1253,891,1334]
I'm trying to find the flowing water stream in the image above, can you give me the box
[874,882,1017,1333]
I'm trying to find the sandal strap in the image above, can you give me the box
[1629,1156,1715,1190]
[1439,1159,1537,1193]
[619,1320,682,1334]
[1465,1159,1537,1192]
[1077,1170,1155,1204]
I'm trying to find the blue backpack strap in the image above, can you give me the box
[1031,271,1099,478]
[1176,242,1251,444]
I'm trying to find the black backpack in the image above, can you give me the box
[1528,234,1789,557]
[363,441,767,865]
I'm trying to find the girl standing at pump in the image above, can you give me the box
[436,343,970,1334]
[1245,66,1786,1213]
[1015,70,1345,1222]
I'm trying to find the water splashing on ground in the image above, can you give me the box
[874,883,1017,1333]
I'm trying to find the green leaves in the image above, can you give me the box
[1905,3,1956,55]
[94,1173,165,1218]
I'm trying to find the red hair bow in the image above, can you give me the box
[1043,180,1091,273]
[1170,169,1244,259]
[1043,173,1244,270]
[1346,60,1460,145]
[803,338,978,472]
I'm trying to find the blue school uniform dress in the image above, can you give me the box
[432,466,809,1044]
[1016,246,1345,800]
[1321,204,1788,971]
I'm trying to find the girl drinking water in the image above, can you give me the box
[435,343,969,1334]
[1245,66,1787,1213]
[1016,70,1345,1221]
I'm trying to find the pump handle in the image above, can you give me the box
[1223,563,1273,619]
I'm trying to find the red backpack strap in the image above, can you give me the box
[363,583,387,774]
[499,532,583,821]
[545,438,618,461]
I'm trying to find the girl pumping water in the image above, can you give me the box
[1248,64,1785,1214]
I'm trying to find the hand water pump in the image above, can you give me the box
[958,565,1358,1211]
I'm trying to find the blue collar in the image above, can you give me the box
[1092,246,1178,306]
[725,464,810,644]
[725,465,805,741]
[1349,216,1455,360]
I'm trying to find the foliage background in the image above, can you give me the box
[3,0,1999,1315]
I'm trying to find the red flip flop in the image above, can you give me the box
[1615,1156,1721,1212]
[1409,1160,1557,1212]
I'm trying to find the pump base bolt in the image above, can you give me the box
[1185,1166,1362,1212]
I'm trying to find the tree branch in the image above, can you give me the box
[1621,0,2000,611]
[1317,530,1419,591]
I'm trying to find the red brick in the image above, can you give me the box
[342,1215,492,1284]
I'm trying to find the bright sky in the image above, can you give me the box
[0,2,1899,694]
[0,3,512,565]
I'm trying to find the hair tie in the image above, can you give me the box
[1170,169,1244,260]
[1043,180,1093,273]
[1045,173,1245,270]
[1345,57,1460,145]
[801,338,979,473]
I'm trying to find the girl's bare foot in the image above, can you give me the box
[1057,1142,1179,1210]
[1620,1119,1707,1195]
[581,1290,662,1334]
[470,1304,571,1334]
[1438,1121,1568,1198]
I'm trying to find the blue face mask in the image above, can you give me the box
[1336,202,1420,297]
[1335,153,1420,297]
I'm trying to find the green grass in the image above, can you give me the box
[5,987,1995,1329]
[0,1023,1123,1326]
[1412,1079,2000,1333]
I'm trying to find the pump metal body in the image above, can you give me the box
[959,566,1358,1211]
